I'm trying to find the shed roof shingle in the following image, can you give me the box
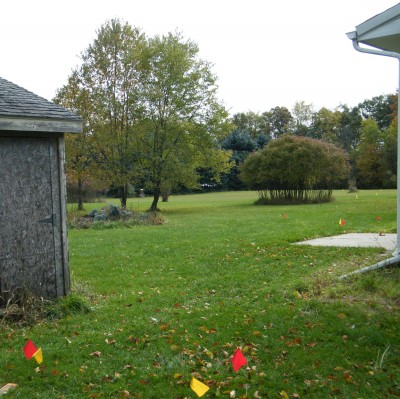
[0,77,82,133]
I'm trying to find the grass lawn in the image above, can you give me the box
[1,190,399,398]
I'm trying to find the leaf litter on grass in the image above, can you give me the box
[2,191,400,398]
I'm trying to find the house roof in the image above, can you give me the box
[0,77,82,133]
[348,3,400,53]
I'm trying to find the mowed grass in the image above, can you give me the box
[1,190,400,398]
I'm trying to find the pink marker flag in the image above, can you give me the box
[232,348,247,372]
[23,340,38,360]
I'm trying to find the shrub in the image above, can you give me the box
[240,135,350,204]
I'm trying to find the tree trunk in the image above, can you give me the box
[162,191,170,202]
[348,177,358,193]
[77,178,84,211]
[150,189,160,212]
[120,183,128,209]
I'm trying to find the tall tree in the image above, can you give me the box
[220,129,258,190]
[383,120,398,187]
[262,106,293,139]
[357,118,382,188]
[54,71,92,210]
[291,101,314,136]
[309,107,342,142]
[60,19,146,208]
[358,94,396,130]
[232,111,270,140]
[138,32,232,211]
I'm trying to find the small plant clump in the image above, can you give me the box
[0,286,93,326]
[68,204,165,229]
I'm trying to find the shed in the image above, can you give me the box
[0,77,82,303]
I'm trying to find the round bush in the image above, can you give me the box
[240,135,350,204]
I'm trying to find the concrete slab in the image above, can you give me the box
[296,233,397,251]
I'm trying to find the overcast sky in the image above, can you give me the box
[1,0,399,116]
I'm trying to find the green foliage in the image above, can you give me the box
[356,119,397,188]
[220,129,263,190]
[57,22,233,211]
[262,106,293,138]
[358,94,396,130]
[231,111,271,139]
[221,129,257,152]
[139,31,233,210]
[55,19,146,208]
[229,94,397,191]
[240,135,350,204]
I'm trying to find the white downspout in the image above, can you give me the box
[340,34,400,278]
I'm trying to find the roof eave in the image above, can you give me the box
[356,3,400,36]
[0,116,83,134]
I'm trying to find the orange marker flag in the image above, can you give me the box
[283,213,287,219]
[376,216,381,221]
[232,348,247,372]
[190,377,209,397]
[339,218,345,226]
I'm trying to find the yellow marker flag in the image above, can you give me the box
[32,348,43,364]
[190,377,209,397]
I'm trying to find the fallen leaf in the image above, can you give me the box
[343,372,352,382]
[90,351,102,357]
[159,324,170,331]
[286,337,302,347]
[280,391,289,399]
[0,384,18,395]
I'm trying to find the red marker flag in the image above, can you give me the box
[23,340,38,360]
[23,340,43,364]
[339,218,345,226]
[232,348,247,372]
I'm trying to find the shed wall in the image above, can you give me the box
[0,134,69,302]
